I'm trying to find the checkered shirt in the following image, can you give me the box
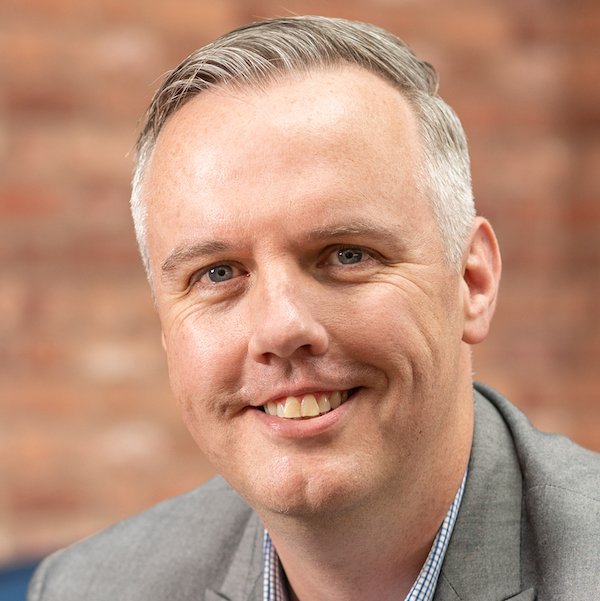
[262,469,467,601]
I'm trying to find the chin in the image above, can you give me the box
[234,457,373,521]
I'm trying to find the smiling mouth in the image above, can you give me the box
[260,389,356,419]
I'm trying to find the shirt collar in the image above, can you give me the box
[262,468,468,601]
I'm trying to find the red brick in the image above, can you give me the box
[0,185,60,217]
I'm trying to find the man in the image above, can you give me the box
[28,16,600,601]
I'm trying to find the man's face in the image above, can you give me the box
[144,67,474,519]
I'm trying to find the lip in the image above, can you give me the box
[251,388,358,439]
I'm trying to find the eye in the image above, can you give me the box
[193,263,246,286]
[207,265,234,282]
[336,248,365,265]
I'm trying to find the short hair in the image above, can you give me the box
[131,16,475,287]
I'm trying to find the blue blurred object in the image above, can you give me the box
[0,562,39,601]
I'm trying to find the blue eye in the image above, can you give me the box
[207,265,234,282]
[337,248,363,264]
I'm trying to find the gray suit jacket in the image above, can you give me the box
[28,384,600,600]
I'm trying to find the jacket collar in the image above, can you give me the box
[434,388,534,601]
[205,511,264,601]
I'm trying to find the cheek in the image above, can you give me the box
[331,282,462,397]
[164,315,247,417]
[164,328,244,467]
[328,285,433,357]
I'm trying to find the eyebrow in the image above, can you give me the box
[307,223,403,247]
[161,240,230,278]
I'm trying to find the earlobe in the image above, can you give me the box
[161,330,167,351]
[461,217,502,345]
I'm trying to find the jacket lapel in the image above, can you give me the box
[205,512,264,601]
[434,390,535,601]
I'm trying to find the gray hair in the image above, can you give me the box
[131,16,475,286]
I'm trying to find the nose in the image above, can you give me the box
[247,269,329,363]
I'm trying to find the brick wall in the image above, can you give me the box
[0,0,598,565]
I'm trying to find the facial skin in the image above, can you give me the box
[142,67,500,532]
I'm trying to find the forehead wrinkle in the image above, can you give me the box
[161,240,231,278]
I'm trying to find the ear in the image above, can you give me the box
[161,330,167,351]
[461,217,502,345]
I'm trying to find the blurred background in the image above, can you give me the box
[0,0,598,590]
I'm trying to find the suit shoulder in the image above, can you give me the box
[474,383,600,595]
[474,381,600,501]
[83,475,255,547]
[28,476,261,601]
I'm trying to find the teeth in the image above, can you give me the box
[330,391,342,409]
[283,396,301,419]
[263,391,350,420]
[301,394,319,417]
[317,394,331,413]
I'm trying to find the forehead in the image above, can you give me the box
[159,64,417,135]
[146,65,423,185]
[142,66,434,264]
